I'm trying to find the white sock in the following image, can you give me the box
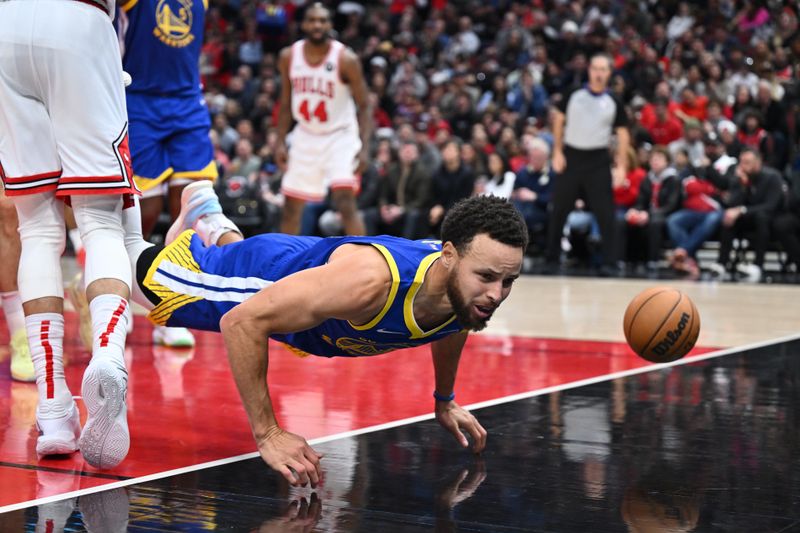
[89,295,130,366]
[26,313,71,406]
[68,228,83,253]
[195,213,241,247]
[1,291,26,335]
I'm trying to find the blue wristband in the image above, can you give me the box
[433,390,455,402]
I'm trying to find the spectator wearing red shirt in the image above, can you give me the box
[646,97,684,145]
[639,81,680,130]
[676,87,708,123]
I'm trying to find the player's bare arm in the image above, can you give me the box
[431,331,487,453]
[340,48,373,175]
[275,47,293,169]
[219,245,392,486]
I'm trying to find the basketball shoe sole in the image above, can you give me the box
[79,359,129,469]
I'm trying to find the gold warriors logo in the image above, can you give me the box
[154,0,195,48]
[335,337,415,356]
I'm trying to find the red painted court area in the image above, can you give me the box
[0,314,716,508]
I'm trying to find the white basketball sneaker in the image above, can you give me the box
[152,325,195,348]
[9,328,35,382]
[36,399,81,456]
[737,263,762,283]
[165,180,220,244]
[79,358,129,469]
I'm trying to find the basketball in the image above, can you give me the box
[623,287,700,363]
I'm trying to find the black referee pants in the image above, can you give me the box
[546,147,616,266]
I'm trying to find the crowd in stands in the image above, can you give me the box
[199,0,800,282]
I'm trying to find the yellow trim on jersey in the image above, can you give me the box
[172,161,219,180]
[348,244,400,331]
[143,230,203,326]
[203,0,209,10]
[281,342,311,358]
[119,0,138,12]
[134,166,174,192]
[403,252,456,339]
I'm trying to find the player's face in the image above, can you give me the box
[446,234,522,331]
[303,10,332,45]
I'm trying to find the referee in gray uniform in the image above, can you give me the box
[546,53,630,271]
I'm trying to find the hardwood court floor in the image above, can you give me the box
[0,275,798,531]
[484,276,800,347]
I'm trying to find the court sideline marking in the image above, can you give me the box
[2,331,800,514]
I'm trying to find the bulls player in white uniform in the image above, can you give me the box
[276,3,373,235]
[0,0,138,469]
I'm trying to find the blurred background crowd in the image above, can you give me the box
[195,0,800,280]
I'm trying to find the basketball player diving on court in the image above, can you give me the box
[122,183,527,487]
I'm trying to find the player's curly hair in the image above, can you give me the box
[440,195,528,254]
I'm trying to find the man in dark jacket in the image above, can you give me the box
[621,146,681,268]
[370,141,432,239]
[709,148,785,282]
[429,139,476,236]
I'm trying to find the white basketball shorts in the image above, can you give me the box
[0,0,137,198]
[281,125,362,201]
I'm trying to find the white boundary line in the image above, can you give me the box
[2,331,799,515]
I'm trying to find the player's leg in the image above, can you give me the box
[45,8,136,469]
[327,130,365,235]
[545,167,582,265]
[70,194,133,468]
[127,91,173,239]
[125,181,242,314]
[280,196,307,235]
[128,190,245,332]
[139,192,166,238]
[161,89,218,220]
[13,192,81,456]
[0,188,34,382]
[0,12,80,456]
[280,129,325,235]
[156,112,220,346]
[330,188,365,236]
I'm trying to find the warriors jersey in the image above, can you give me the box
[289,39,357,135]
[141,232,464,357]
[118,0,206,96]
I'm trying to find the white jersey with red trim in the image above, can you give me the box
[289,39,357,135]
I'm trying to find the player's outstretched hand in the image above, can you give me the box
[435,401,487,454]
[257,426,323,488]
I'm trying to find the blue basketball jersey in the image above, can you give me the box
[119,0,207,96]
[143,232,465,357]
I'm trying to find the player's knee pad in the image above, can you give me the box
[13,193,66,301]
[71,195,131,292]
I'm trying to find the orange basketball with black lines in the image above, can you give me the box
[623,287,700,363]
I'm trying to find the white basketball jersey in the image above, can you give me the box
[289,39,357,135]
